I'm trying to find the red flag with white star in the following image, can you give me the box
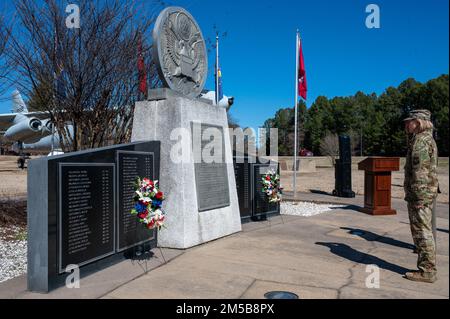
[298,38,307,100]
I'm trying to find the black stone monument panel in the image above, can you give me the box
[117,151,156,251]
[192,122,230,212]
[28,141,160,292]
[233,153,280,222]
[59,163,115,273]
[233,158,252,219]
[252,164,279,216]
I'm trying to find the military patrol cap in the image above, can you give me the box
[404,109,432,122]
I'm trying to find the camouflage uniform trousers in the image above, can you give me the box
[407,201,436,275]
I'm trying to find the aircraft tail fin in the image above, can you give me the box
[12,90,28,113]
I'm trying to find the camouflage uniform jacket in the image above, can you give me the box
[404,129,439,204]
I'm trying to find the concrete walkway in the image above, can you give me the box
[103,195,448,299]
[1,193,448,299]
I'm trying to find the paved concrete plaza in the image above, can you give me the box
[1,194,448,299]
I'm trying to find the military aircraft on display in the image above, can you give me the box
[0,89,231,167]
[0,90,71,159]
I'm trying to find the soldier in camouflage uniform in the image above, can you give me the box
[403,109,439,283]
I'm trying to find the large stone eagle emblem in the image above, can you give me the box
[153,7,207,98]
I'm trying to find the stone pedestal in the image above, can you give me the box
[131,89,242,249]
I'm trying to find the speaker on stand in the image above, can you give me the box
[333,135,355,198]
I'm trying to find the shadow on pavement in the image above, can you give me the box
[315,242,410,275]
[329,205,363,211]
[340,227,415,251]
[309,189,333,196]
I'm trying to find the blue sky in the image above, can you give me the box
[1,0,449,130]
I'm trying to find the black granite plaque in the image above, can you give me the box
[192,122,230,212]
[233,153,280,222]
[117,151,156,251]
[27,141,160,292]
[233,158,251,219]
[252,164,279,216]
[59,163,115,273]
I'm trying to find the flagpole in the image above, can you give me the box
[293,30,299,199]
[51,27,57,156]
[215,34,219,105]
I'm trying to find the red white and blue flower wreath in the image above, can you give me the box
[261,170,283,203]
[131,177,166,230]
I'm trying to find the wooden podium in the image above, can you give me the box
[358,157,400,215]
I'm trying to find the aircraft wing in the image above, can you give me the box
[0,113,18,131]
[24,111,50,119]
[0,111,50,131]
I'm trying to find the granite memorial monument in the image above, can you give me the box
[132,7,241,249]
[27,141,160,292]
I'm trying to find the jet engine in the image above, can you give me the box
[21,124,74,153]
[4,118,43,143]
[40,119,54,135]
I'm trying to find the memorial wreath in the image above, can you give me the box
[131,177,166,230]
[261,170,283,203]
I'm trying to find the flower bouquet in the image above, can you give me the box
[131,177,166,230]
[261,170,283,203]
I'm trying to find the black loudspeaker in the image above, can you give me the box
[339,135,352,163]
[333,135,355,198]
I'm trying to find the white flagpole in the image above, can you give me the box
[215,34,219,105]
[293,30,299,199]
[51,27,57,156]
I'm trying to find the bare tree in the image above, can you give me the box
[0,14,12,97]
[5,0,162,151]
[320,133,339,165]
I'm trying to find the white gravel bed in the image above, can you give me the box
[281,201,344,217]
[0,226,27,283]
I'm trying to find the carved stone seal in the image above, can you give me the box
[153,7,208,99]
